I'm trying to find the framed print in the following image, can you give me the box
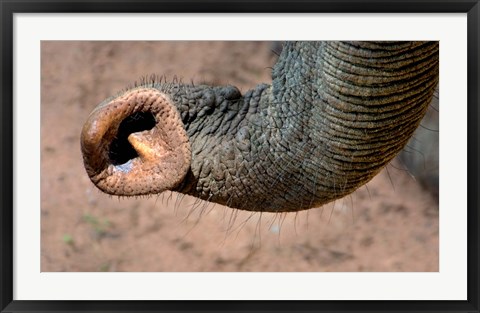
[1,0,479,312]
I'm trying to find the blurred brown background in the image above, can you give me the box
[41,41,439,272]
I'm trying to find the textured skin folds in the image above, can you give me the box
[81,41,439,212]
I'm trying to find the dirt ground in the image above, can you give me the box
[40,41,439,272]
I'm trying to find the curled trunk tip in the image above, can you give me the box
[80,88,191,196]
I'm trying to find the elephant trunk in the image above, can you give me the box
[81,41,439,212]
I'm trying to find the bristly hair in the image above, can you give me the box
[108,74,232,105]
[94,74,195,110]
[130,74,174,90]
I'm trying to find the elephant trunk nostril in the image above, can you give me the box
[81,88,192,196]
[108,111,156,166]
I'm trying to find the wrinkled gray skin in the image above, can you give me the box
[81,41,439,213]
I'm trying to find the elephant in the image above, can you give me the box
[81,41,439,213]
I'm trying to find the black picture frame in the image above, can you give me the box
[1,0,479,312]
